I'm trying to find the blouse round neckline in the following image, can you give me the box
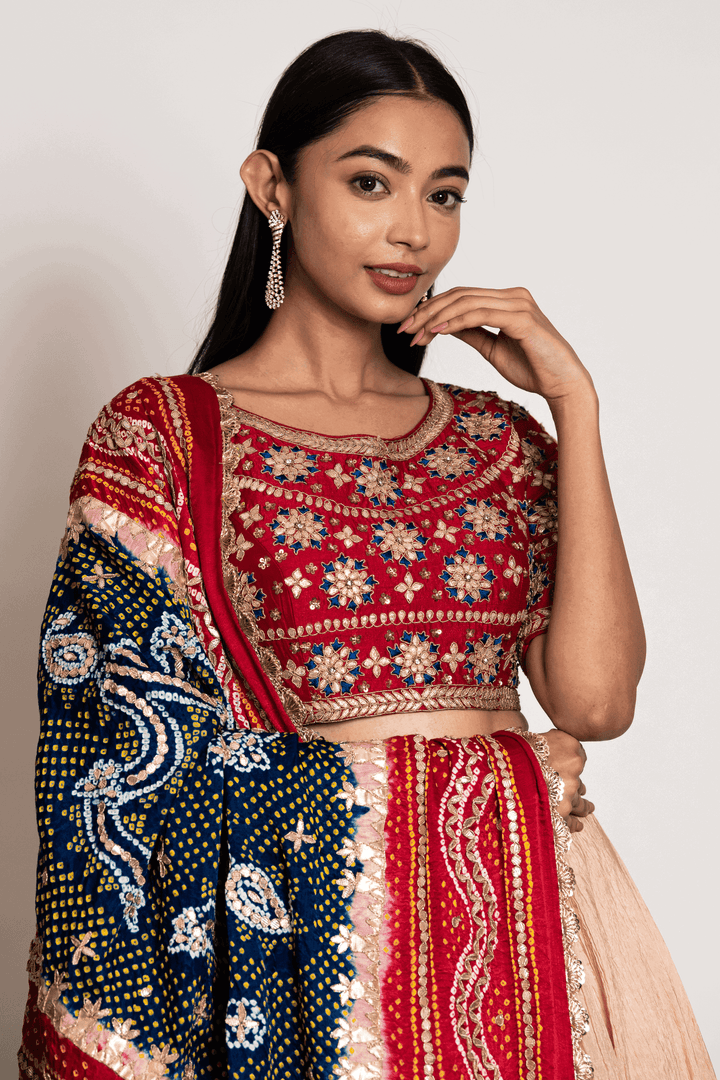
[200,372,455,461]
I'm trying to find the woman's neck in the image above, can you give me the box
[220,264,415,401]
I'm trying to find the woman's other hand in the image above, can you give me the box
[397,286,594,405]
[540,728,595,833]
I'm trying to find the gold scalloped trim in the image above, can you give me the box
[200,372,455,460]
[21,940,175,1080]
[518,731,594,1080]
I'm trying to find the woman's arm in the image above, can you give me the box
[399,285,646,741]
[524,387,646,740]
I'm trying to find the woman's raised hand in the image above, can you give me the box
[541,728,595,834]
[398,286,594,405]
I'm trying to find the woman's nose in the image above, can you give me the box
[386,195,430,251]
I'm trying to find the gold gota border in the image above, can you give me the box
[329,741,389,1074]
[200,373,455,460]
[74,461,177,517]
[21,940,176,1080]
[306,684,520,724]
[267,606,525,642]
[517,731,595,1080]
[62,495,186,594]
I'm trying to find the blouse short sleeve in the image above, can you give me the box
[514,408,559,666]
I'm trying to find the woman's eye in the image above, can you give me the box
[430,189,466,209]
[353,175,386,195]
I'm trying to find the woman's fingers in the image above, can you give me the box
[404,296,535,347]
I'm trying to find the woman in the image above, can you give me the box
[19,29,714,1080]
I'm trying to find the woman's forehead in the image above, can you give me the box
[307,96,471,174]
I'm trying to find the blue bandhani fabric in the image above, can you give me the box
[22,522,368,1080]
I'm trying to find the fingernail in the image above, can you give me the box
[430,322,448,333]
[409,331,423,347]
[397,316,414,334]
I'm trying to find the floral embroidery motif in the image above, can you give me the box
[334,525,362,548]
[503,555,526,586]
[440,548,497,605]
[284,568,312,597]
[270,506,327,551]
[351,459,403,506]
[464,633,505,684]
[362,646,391,678]
[321,555,377,611]
[326,462,353,487]
[236,571,265,620]
[456,497,512,541]
[306,639,361,695]
[394,572,424,603]
[371,518,428,566]
[528,496,559,539]
[388,630,441,686]
[419,443,476,478]
[168,902,214,956]
[225,997,266,1051]
[456,408,508,441]
[284,817,316,852]
[260,444,318,484]
[440,641,463,672]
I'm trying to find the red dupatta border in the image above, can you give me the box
[377,729,580,1079]
[173,374,297,735]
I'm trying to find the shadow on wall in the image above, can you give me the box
[0,245,167,1063]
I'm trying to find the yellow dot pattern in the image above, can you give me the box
[30,526,365,1078]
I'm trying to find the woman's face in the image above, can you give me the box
[285,94,471,323]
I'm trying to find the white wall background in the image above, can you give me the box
[2,0,718,1074]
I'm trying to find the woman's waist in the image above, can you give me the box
[311,708,529,743]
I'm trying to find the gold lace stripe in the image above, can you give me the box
[306,684,520,724]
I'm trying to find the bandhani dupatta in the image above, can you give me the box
[19,376,592,1080]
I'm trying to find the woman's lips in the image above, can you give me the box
[365,267,420,295]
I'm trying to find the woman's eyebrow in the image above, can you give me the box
[335,144,469,182]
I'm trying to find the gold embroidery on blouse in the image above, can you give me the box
[203,374,540,733]
[201,372,454,460]
[223,430,520,521]
[266,606,524,641]
[307,684,519,724]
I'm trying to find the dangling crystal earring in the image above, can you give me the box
[265,209,286,309]
[419,291,429,303]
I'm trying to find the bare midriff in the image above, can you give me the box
[312,708,529,743]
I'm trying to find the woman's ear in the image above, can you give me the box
[240,149,290,221]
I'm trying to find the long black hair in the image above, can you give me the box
[189,29,474,377]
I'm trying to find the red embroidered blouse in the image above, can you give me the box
[207,375,558,726]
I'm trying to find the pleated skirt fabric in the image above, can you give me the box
[569,814,715,1078]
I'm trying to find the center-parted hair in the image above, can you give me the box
[189,29,474,376]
